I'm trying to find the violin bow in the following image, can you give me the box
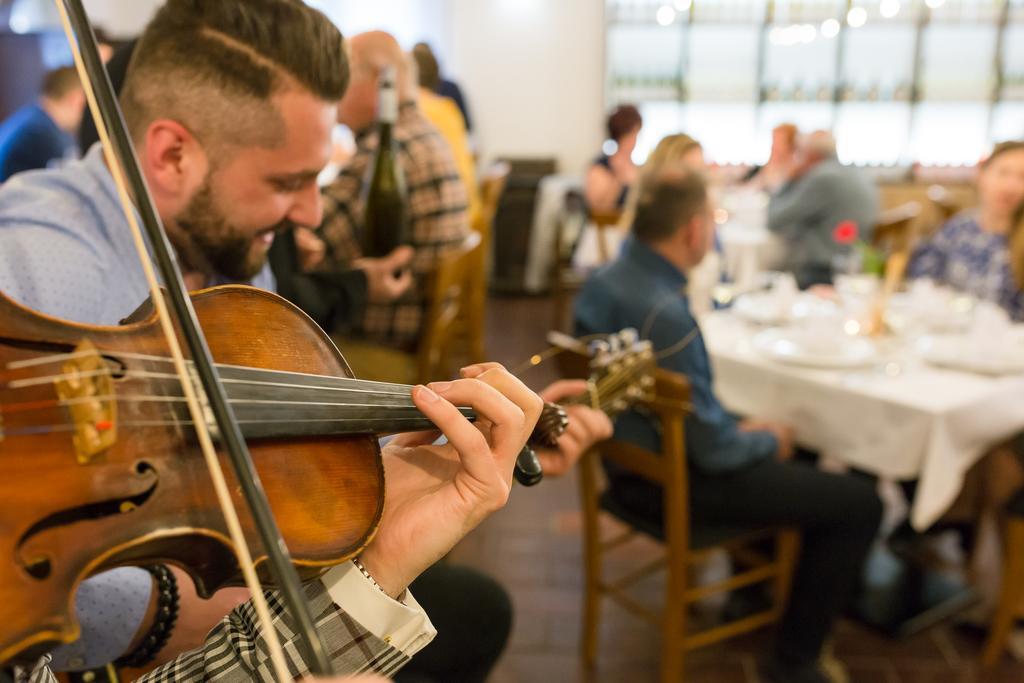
[54,1,334,677]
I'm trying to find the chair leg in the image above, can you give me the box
[660,610,685,683]
[773,530,800,616]
[983,517,1024,666]
[661,552,687,682]
[581,551,601,669]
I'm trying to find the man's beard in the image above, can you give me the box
[174,180,290,282]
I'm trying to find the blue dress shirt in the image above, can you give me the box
[574,237,777,475]
[0,144,275,669]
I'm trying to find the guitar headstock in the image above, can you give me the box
[586,328,656,416]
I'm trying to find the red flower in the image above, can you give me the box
[833,220,858,245]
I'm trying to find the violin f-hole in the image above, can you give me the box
[16,464,158,580]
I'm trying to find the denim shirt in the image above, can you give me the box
[574,237,777,475]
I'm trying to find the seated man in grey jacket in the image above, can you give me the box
[767,131,879,288]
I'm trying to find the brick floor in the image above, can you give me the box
[452,294,1024,682]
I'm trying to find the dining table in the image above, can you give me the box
[699,281,1024,635]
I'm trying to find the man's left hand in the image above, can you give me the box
[535,380,613,477]
[358,363,542,598]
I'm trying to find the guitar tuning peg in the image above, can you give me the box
[607,335,621,355]
[589,339,611,359]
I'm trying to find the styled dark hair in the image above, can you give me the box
[631,164,708,244]
[41,67,81,100]
[412,43,440,91]
[121,0,347,148]
[606,104,642,142]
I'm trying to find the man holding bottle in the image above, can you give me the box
[300,31,471,351]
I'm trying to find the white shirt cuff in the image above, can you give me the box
[321,561,437,657]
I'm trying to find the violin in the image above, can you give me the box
[0,281,586,666]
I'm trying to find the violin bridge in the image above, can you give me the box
[187,365,220,441]
[55,339,117,464]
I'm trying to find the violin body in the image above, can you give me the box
[0,286,384,664]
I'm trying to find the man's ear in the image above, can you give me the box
[683,214,703,251]
[141,119,209,212]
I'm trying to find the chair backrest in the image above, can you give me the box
[927,184,962,224]
[556,338,694,549]
[588,208,624,264]
[417,231,483,381]
[872,200,921,253]
[473,161,511,255]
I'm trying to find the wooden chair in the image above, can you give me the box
[569,361,799,682]
[462,162,510,363]
[983,489,1024,666]
[872,201,921,254]
[927,184,962,225]
[871,201,922,277]
[333,231,483,384]
[550,206,622,332]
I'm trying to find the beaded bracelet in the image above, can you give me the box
[115,565,179,669]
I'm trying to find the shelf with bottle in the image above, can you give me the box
[1000,73,1024,100]
[761,82,837,102]
[833,81,915,102]
[608,73,684,102]
[924,0,1005,23]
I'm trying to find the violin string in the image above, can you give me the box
[7,348,415,391]
[2,416,452,438]
[4,366,417,396]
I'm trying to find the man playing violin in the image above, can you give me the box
[0,1,610,681]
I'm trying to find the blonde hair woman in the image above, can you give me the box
[612,133,724,313]
[909,140,1024,320]
[619,133,705,231]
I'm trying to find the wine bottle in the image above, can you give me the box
[361,64,409,258]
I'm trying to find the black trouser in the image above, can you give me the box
[394,562,512,683]
[612,457,882,668]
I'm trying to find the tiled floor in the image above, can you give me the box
[450,293,1024,682]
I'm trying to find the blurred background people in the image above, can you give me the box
[310,30,470,351]
[584,103,642,213]
[411,42,480,224]
[413,41,472,134]
[0,67,83,181]
[767,130,879,288]
[909,140,1024,321]
[746,122,798,192]
[575,163,882,683]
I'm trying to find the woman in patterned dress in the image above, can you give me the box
[909,141,1024,320]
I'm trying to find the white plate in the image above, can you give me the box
[921,333,1024,376]
[753,328,879,369]
[733,292,837,326]
[887,293,974,334]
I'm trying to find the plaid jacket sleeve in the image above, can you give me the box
[135,580,408,682]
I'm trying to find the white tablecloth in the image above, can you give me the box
[718,220,783,291]
[701,312,1024,530]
